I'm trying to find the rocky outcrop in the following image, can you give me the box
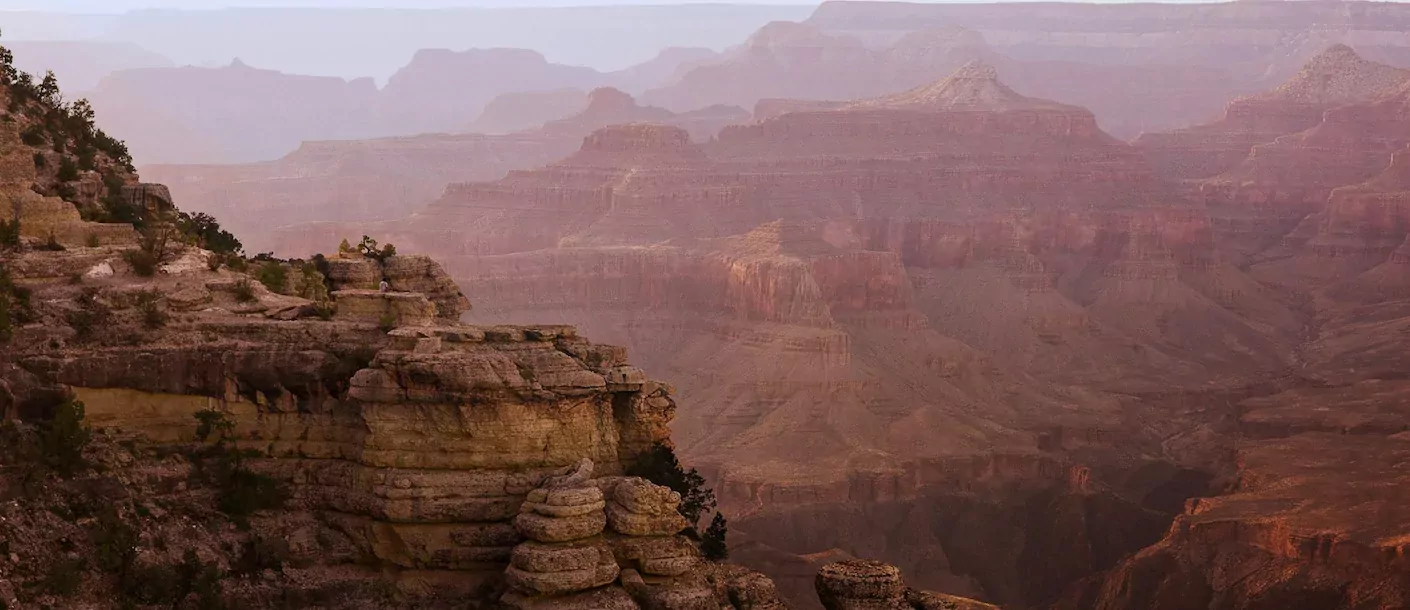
[1137,45,1410,180]
[498,464,747,609]
[815,560,997,610]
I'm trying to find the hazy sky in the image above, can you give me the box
[7,0,830,10]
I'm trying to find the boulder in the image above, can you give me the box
[514,511,607,544]
[607,477,689,537]
[815,560,907,610]
[505,540,620,596]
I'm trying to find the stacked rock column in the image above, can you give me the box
[502,459,622,607]
[603,477,697,578]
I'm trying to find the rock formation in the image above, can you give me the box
[150,87,749,255]
[816,560,997,610]
[642,18,1295,139]
[0,61,804,610]
[267,63,1299,607]
[1136,45,1410,180]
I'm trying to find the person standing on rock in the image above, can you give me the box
[379,279,390,293]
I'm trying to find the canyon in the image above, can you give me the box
[11,2,1410,610]
[0,61,992,610]
[260,42,1410,610]
[143,87,747,255]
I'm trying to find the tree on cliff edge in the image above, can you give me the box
[701,512,728,560]
[627,443,720,534]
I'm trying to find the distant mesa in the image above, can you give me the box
[1248,43,1410,106]
[1136,44,1410,181]
[850,60,1077,112]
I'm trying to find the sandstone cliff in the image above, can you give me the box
[0,55,805,610]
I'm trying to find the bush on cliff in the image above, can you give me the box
[38,399,91,477]
[627,443,719,531]
[0,33,135,173]
[255,262,288,295]
[66,286,112,341]
[176,211,243,256]
[0,219,20,250]
[356,235,397,263]
[190,409,288,525]
[701,512,729,560]
[134,289,167,329]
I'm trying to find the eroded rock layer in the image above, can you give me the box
[264,63,1318,607]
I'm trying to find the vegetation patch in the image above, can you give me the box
[627,443,728,558]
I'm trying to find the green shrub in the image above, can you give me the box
[0,219,19,250]
[299,260,330,302]
[125,225,172,277]
[313,301,335,321]
[42,233,64,251]
[702,512,729,560]
[206,254,223,272]
[356,235,397,263]
[39,399,91,477]
[218,467,289,520]
[378,311,397,332]
[75,143,96,171]
[255,262,288,294]
[189,410,287,524]
[91,507,138,574]
[66,286,112,342]
[194,408,235,443]
[56,156,78,182]
[627,443,717,528]
[100,172,142,225]
[232,278,256,303]
[176,211,242,256]
[19,124,44,146]
[134,289,166,329]
[123,250,157,277]
[225,255,248,273]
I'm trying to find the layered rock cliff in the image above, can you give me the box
[1136,45,1410,181]
[0,57,809,610]
[267,63,1306,608]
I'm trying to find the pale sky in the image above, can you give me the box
[6,1,828,10]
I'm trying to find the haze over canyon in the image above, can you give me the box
[2,1,1410,610]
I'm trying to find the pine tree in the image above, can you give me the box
[701,512,728,560]
[627,443,717,530]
